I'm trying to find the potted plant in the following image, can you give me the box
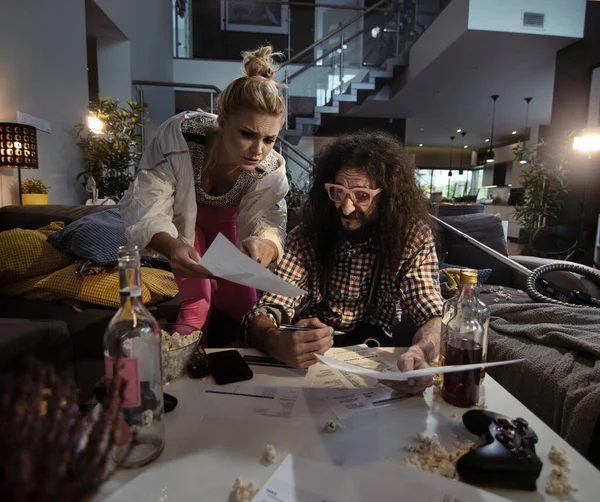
[285,170,308,231]
[512,138,570,253]
[21,178,49,205]
[75,97,145,201]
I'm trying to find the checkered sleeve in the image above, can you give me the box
[241,227,312,343]
[397,224,444,326]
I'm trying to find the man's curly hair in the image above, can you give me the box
[302,130,433,270]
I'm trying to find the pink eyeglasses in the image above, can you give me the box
[324,183,382,207]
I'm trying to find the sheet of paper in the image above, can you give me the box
[254,454,512,502]
[199,233,306,297]
[329,387,405,420]
[311,346,396,388]
[204,384,300,420]
[315,355,526,382]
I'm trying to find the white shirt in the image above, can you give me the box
[119,110,288,261]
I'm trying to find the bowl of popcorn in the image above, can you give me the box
[160,322,202,384]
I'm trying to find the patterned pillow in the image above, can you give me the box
[30,264,177,308]
[0,222,73,287]
[439,262,493,284]
[47,209,127,266]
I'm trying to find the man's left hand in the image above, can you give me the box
[241,237,278,267]
[380,345,433,395]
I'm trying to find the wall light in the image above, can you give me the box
[456,129,462,133]
[88,113,104,135]
[511,131,517,135]
[418,143,423,147]
[573,128,600,152]
[485,138,490,142]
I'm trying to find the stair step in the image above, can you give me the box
[332,93,358,103]
[280,129,303,137]
[368,69,393,79]
[351,82,376,91]
[315,105,339,114]
[296,117,321,126]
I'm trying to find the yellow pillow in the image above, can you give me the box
[0,222,72,287]
[33,264,178,308]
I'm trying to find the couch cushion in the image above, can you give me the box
[32,264,177,308]
[0,204,112,232]
[437,213,512,286]
[0,222,73,287]
[47,208,127,265]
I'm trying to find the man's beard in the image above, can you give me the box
[336,208,377,242]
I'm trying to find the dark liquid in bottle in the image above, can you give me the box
[442,337,482,408]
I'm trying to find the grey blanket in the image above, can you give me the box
[486,302,600,455]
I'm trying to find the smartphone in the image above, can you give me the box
[207,350,254,385]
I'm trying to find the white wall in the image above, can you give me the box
[92,0,174,141]
[468,0,586,38]
[97,39,132,105]
[0,0,89,206]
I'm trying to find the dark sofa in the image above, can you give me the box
[0,205,180,399]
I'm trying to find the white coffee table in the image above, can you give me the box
[96,348,599,501]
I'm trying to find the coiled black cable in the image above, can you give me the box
[526,262,600,308]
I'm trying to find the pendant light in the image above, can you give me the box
[448,135,455,176]
[520,97,533,164]
[484,95,499,163]
[459,131,466,175]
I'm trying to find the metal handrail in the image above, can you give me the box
[132,80,222,93]
[279,0,389,69]
[276,137,313,174]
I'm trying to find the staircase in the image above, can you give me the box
[278,0,450,146]
[282,56,407,144]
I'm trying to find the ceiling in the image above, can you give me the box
[349,29,577,150]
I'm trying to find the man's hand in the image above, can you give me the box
[241,237,278,267]
[380,345,433,395]
[267,317,334,369]
[167,240,212,278]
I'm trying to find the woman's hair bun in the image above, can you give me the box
[242,45,282,80]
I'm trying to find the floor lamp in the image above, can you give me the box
[0,123,39,204]
[568,128,600,266]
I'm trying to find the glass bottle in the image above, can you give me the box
[104,246,165,468]
[439,270,490,372]
[442,269,490,408]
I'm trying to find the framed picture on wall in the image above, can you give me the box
[220,0,289,34]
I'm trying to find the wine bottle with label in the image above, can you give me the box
[104,245,165,468]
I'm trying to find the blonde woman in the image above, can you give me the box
[120,46,288,345]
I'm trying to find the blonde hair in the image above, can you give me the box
[217,45,287,123]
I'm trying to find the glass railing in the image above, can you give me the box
[278,0,418,131]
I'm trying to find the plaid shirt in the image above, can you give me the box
[242,223,443,341]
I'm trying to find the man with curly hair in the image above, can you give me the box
[242,130,443,395]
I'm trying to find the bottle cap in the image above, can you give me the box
[460,269,478,285]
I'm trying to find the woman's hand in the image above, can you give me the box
[167,240,212,278]
[241,237,278,267]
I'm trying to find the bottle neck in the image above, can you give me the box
[458,283,477,302]
[119,258,143,309]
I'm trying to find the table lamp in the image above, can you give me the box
[0,123,39,204]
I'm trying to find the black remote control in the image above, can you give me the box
[457,409,543,491]
[187,345,211,378]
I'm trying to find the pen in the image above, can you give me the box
[279,325,345,336]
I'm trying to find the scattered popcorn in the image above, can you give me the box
[449,413,458,419]
[141,409,153,426]
[493,298,500,303]
[161,329,202,383]
[401,433,475,479]
[228,477,260,502]
[324,420,341,433]
[545,467,577,499]
[548,445,569,467]
[262,444,277,465]
[473,402,488,410]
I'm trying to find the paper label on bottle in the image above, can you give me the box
[105,356,141,408]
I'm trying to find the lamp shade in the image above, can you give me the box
[0,123,38,170]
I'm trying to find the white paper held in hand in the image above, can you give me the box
[315,354,526,382]
[198,233,306,297]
